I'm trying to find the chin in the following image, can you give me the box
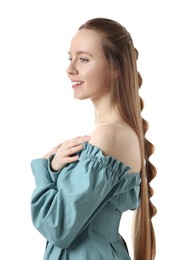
[73,94,90,100]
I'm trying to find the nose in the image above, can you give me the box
[66,62,78,76]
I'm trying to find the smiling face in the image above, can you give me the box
[66,29,111,101]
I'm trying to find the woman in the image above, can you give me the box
[30,18,157,260]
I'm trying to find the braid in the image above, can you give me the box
[136,47,157,212]
[133,47,157,259]
[139,67,157,217]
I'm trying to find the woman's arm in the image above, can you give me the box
[30,142,140,249]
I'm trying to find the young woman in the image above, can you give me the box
[30,18,157,260]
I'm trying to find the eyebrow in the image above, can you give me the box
[68,51,93,57]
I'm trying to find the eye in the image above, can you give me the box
[68,57,72,62]
[79,57,89,63]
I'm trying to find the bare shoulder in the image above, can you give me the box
[89,122,141,173]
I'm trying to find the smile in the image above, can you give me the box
[72,81,84,87]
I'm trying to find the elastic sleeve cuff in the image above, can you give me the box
[31,158,52,186]
[48,154,61,182]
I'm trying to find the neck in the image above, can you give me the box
[94,110,121,125]
[90,94,121,125]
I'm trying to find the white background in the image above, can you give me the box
[0,0,187,259]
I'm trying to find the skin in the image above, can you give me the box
[43,29,141,173]
[43,135,90,171]
[67,29,111,101]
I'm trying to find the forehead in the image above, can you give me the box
[69,29,103,55]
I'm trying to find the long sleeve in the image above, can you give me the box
[30,142,141,249]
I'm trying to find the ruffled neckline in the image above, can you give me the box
[80,142,141,177]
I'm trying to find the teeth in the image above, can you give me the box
[72,81,83,86]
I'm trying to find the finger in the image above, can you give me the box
[64,135,90,149]
[52,143,63,149]
[61,138,88,156]
[65,155,79,164]
[66,144,84,156]
[58,143,83,158]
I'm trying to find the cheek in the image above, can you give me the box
[83,62,110,87]
[97,67,111,85]
[91,73,111,95]
[91,64,110,80]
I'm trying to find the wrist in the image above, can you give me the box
[48,154,61,172]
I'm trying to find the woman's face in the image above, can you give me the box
[66,29,111,101]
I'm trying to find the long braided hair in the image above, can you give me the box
[79,17,157,260]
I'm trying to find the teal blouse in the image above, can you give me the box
[30,142,141,260]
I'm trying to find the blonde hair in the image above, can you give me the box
[79,18,157,260]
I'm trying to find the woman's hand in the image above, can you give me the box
[43,135,90,171]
